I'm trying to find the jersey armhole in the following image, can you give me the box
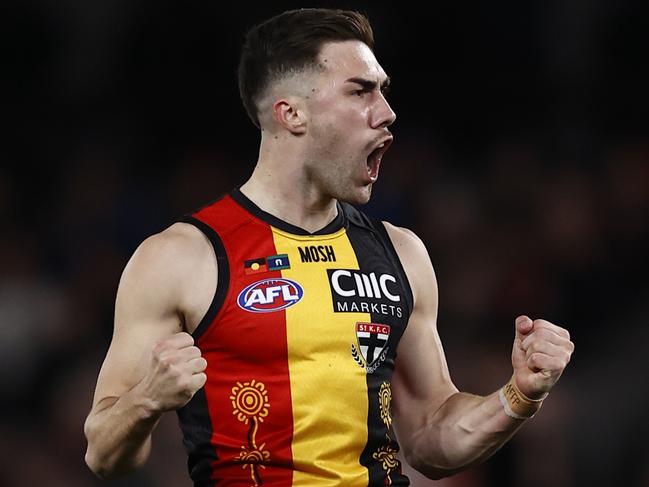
[178,215,230,342]
[371,219,415,318]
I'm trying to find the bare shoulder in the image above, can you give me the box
[116,222,216,327]
[382,222,427,257]
[381,221,436,306]
[124,222,212,285]
[131,222,211,268]
[93,221,215,403]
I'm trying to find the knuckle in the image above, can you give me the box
[179,332,195,345]
[157,353,172,368]
[536,328,552,341]
[152,341,167,356]
[167,362,180,376]
[177,375,190,390]
[528,352,543,367]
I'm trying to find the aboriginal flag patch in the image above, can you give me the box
[244,257,268,275]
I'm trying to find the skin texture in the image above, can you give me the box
[241,40,395,230]
[84,40,574,480]
[384,223,573,477]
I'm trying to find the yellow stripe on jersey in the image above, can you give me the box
[271,227,371,486]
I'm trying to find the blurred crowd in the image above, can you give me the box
[1,1,648,486]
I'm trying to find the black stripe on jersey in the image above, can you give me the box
[175,215,229,487]
[343,206,411,486]
[370,219,414,317]
[178,215,230,342]
[176,388,217,487]
[230,186,347,235]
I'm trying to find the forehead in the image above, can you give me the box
[317,40,388,84]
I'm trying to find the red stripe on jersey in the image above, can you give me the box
[193,195,294,485]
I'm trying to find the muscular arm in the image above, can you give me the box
[385,223,574,479]
[84,223,214,479]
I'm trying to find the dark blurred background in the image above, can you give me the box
[1,0,648,486]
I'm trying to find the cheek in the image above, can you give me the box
[336,102,369,125]
[308,103,366,160]
[315,94,368,124]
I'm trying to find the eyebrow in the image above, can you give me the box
[345,76,391,91]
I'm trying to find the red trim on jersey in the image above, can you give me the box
[193,195,295,485]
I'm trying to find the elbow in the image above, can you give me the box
[84,445,142,480]
[405,454,457,481]
[84,441,121,480]
[84,449,109,480]
[83,419,138,480]
[84,418,111,479]
[402,438,463,481]
[84,419,105,478]
[421,468,457,481]
[409,459,460,480]
[84,433,119,480]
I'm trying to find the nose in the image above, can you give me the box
[371,92,397,129]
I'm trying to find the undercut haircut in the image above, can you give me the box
[238,8,374,128]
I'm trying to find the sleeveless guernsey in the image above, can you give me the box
[176,188,413,486]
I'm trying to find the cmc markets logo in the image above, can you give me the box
[327,269,404,318]
[237,278,304,313]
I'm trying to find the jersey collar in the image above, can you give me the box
[230,187,347,236]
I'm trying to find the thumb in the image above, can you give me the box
[515,315,534,339]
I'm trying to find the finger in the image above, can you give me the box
[165,332,195,349]
[154,332,195,354]
[158,345,202,365]
[521,328,574,351]
[178,346,202,361]
[515,315,534,338]
[187,356,208,374]
[189,372,207,391]
[527,352,567,374]
[532,319,571,340]
[524,340,571,363]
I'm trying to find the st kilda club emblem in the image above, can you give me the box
[351,322,390,373]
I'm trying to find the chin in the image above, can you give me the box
[339,185,372,205]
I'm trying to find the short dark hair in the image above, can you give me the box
[237,8,374,128]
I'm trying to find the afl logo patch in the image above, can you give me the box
[237,278,304,313]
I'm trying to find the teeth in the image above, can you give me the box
[378,143,385,148]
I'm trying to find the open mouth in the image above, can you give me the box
[366,138,393,182]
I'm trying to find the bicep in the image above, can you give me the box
[91,234,186,409]
[383,223,457,438]
[391,304,457,435]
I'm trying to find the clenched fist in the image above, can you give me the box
[511,315,574,399]
[137,332,208,412]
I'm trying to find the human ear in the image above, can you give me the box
[272,98,307,135]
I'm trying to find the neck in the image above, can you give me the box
[239,133,338,233]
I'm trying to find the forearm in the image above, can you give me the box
[84,385,162,479]
[406,389,528,479]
